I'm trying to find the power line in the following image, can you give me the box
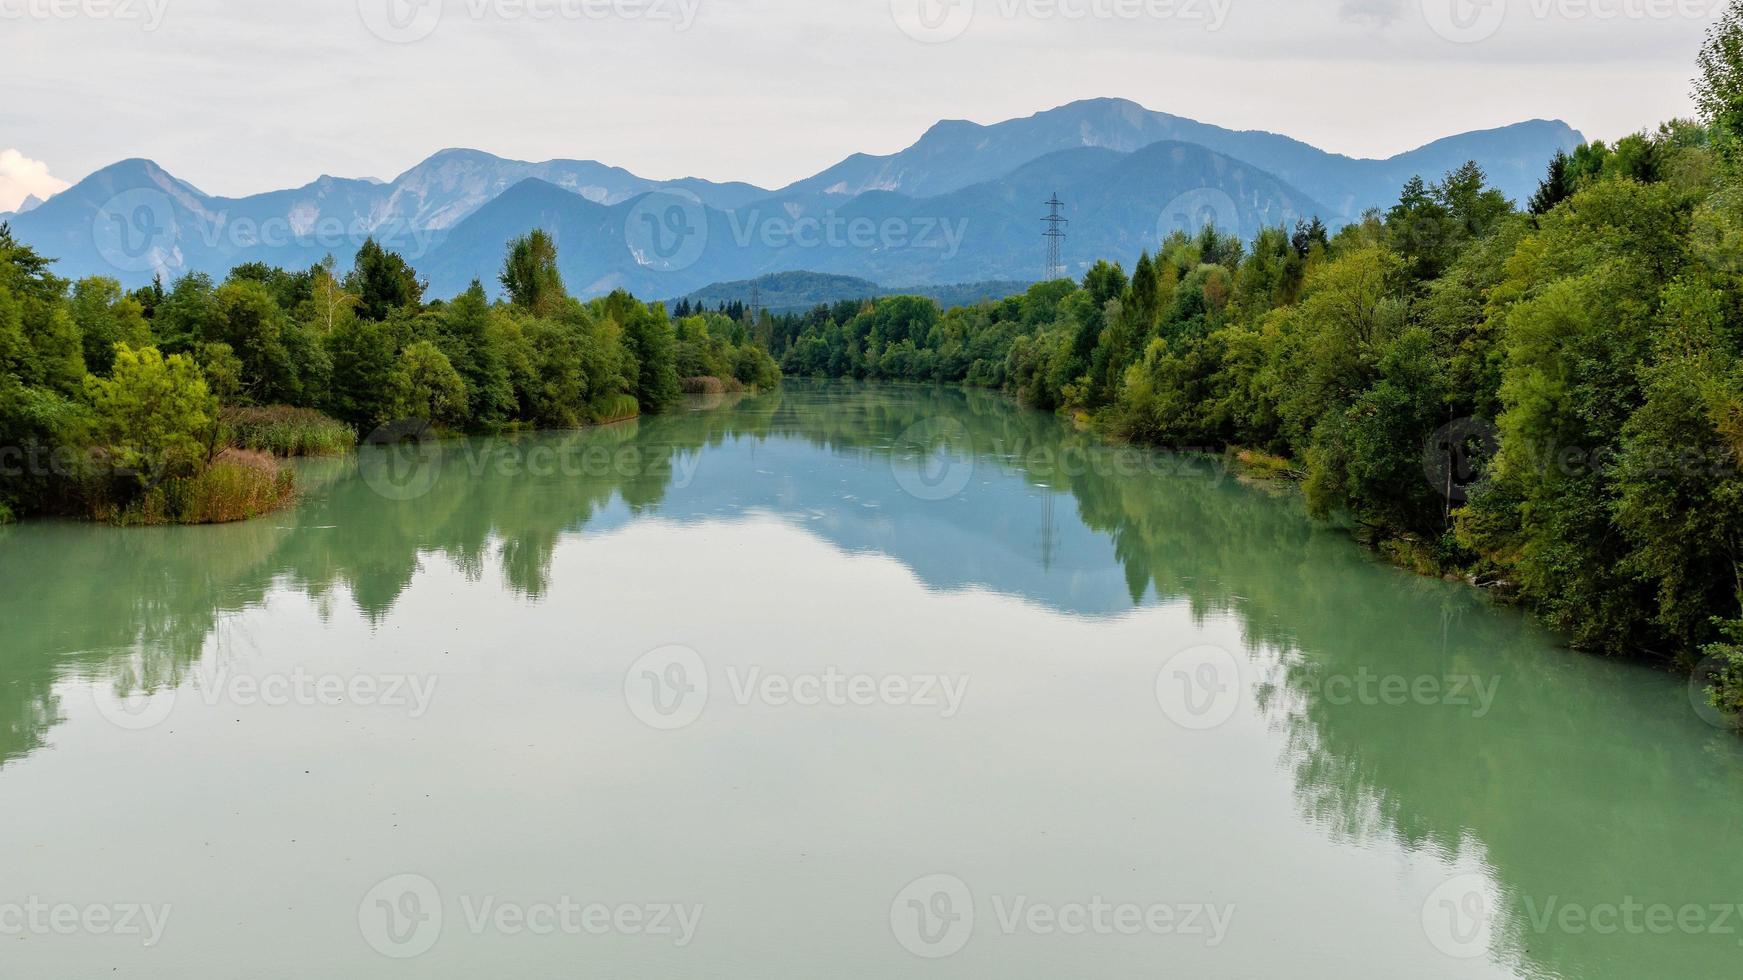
[1041,193,1068,282]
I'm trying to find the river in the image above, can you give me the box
[2,380,1740,978]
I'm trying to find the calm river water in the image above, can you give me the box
[2,381,1740,978]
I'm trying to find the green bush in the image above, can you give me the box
[589,393,641,424]
[84,343,214,485]
[1701,622,1743,728]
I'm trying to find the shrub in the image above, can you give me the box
[393,340,468,426]
[588,393,641,425]
[1700,622,1743,728]
[222,405,355,457]
[84,343,214,485]
[115,449,294,525]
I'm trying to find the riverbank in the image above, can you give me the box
[952,377,1742,729]
[93,406,355,526]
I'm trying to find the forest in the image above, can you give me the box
[0,226,778,524]
[758,14,1743,706]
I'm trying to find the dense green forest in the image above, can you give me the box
[0,226,778,524]
[758,15,1743,703]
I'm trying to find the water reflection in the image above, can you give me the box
[3,380,1741,979]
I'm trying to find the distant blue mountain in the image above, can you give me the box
[784,97,1582,220]
[6,98,1584,294]
[415,139,1324,297]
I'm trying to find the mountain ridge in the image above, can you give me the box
[6,98,1584,293]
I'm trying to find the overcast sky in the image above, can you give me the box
[0,0,1727,207]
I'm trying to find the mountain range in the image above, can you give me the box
[3,98,1582,299]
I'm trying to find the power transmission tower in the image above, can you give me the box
[1041,193,1068,281]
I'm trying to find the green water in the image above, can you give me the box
[2,381,1740,979]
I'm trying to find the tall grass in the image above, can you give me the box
[680,376,748,395]
[222,406,355,457]
[110,450,295,526]
[589,394,642,425]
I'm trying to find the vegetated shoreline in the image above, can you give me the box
[1,220,780,531]
[826,374,1740,723]
[80,376,765,528]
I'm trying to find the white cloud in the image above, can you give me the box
[0,149,70,212]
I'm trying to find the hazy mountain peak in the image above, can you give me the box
[785,97,1579,213]
[80,157,208,199]
[9,100,1584,295]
